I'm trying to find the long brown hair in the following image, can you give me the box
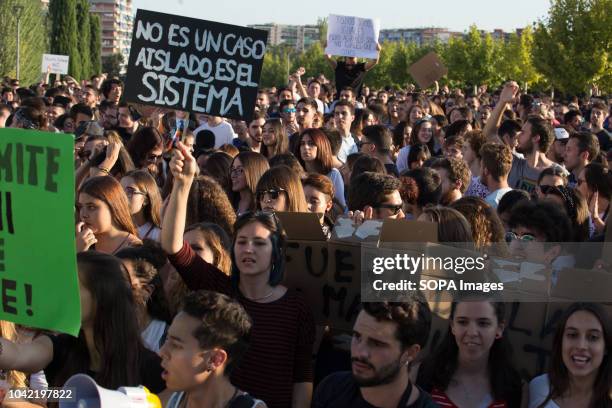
[79,176,138,236]
[450,196,506,251]
[541,303,612,408]
[186,175,236,238]
[261,118,288,159]
[230,151,270,211]
[298,128,334,174]
[123,170,162,228]
[256,165,308,212]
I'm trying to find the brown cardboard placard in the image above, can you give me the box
[276,211,326,241]
[408,52,448,90]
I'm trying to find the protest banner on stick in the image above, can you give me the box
[124,9,268,121]
[0,129,80,336]
[41,54,69,75]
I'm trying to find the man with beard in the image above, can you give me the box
[564,131,600,188]
[246,112,265,153]
[431,157,471,205]
[508,116,563,194]
[312,300,436,407]
[480,143,513,209]
[288,97,318,154]
[325,44,381,98]
[546,127,569,165]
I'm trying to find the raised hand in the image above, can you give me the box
[169,141,197,186]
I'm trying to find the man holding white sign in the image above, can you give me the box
[324,14,382,98]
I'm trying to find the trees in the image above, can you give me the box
[0,0,48,84]
[102,53,124,78]
[532,0,611,95]
[496,26,541,90]
[49,0,81,79]
[90,14,102,76]
[75,0,91,79]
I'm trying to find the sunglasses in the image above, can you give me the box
[505,231,536,243]
[376,204,403,215]
[124,187,147,198]
[539,184,556,195]
[257,188,286,201]
[282,108,296,113]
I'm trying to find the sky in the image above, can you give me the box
[131,0,551,32]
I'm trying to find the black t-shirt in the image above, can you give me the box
[385,163,400,178]
[335,61,367,96]
[596,129,611,152]
[44,334,166,393]
[313,371,438,408]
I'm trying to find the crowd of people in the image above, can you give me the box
[0,47,611,407]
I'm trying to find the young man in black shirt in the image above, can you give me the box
[313,300,437,408]
[325,43,381,98]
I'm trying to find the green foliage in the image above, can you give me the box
[102,53,124,78]
[75,0,91,79]
[0,0,48,84]
[496,26,542,90]
[89,14,102,76]
[532,0,611,95]
[49,0,81,79]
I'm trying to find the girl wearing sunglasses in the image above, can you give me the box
[162,142,315,408]
[255,166,308,213]
[297,128,346,210]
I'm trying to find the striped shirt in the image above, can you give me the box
[430,388,508,408]
[168,241,315,408]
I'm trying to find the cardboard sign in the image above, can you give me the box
[41,54,69,75]
[325,14,380,59]
[124,9,268,121]
[281,215,612,379]
[0,129,80,335]
[408,52,448,90]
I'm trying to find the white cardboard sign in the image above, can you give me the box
[41,54,69,75]
[325,14,380,59]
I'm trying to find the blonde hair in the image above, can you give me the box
[0,321,27,388]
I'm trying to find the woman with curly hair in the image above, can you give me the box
[450,196,507,251]
[186,175,236,239]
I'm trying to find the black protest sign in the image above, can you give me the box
[124,9,268,121]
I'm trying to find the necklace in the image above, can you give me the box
[111,233,132,255]
[243,289,275,302]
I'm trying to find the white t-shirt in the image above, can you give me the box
[484,187,513,209]
[529,374,559,408]
[137,222,161,242]
[327,168,346,210]
[194,121,237,148]
[141,319,168,353]
[396,145,412,174]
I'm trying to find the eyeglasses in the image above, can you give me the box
[257,188,286,201]
[505,231,536,243]
[357,141,374,149]
[124,187,147,198]
[539,184,556,195]
[230,167,244,176]
[146,153,162,163]
[375,204,403,215]
[282,108,296,113]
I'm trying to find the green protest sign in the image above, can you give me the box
[0,129,80,336]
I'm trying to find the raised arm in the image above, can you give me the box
[323,41,338,70]
[0,336,53,375]
[364,43,382,71]
[161,142,196,255]
[483,81,519,143]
